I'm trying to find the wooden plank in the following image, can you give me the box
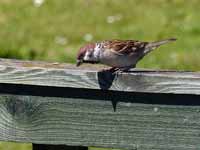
[32,144,88,150]
[0,58,200,149]
[0,94,200,150]
[0,58,200,95]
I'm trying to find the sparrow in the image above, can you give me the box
[76,38,176,72]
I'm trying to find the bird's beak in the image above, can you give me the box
[76,60,83,67]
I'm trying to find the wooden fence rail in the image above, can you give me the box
[0,58,200,150]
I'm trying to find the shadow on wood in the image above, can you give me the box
[1,83,200,106]
[97,70,116,90]
[33,144,88,150]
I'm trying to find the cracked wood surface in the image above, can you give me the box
[0,58,199,94]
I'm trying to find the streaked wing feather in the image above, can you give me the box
[104,40,148,55]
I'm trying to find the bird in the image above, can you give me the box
[76,38,176,72]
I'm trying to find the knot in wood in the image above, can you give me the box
[5,95,35,122]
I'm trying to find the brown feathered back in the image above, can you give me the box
[104,40,148,55]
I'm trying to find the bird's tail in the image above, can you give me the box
[144,38,177,54]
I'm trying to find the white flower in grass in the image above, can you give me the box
[55,36,68,45]
[170,52,178,64]
[107,16,115,24]
[83,33,93,42]
[106,14,123,24]
[33,0,45,7]
[170,52,178,59]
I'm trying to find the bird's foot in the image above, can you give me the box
[113,68,124,74]
[113,67,132,74]
[100,67,118,73]
[100,66,134,75]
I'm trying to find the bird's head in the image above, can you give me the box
[76,43,97,66]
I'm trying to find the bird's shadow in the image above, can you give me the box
[97,68,195,111]
[96,68,158,111]
[97,69,116,90]
[97,68,136,90]
[97,69,118,111]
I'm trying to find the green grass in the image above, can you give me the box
[0,0,200,149]
[0,142,31,150]
[0,142,118,150]
[0,0,200,70]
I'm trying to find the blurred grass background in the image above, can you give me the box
[1,0,200,70]
[0,0,200,149]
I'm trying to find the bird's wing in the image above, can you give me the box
[104,40,148,55]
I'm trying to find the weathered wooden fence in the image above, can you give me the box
[0,58,200,150]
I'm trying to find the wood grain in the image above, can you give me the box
[0,94,200,150]
[0,58,200,94]
[0,58,200,150]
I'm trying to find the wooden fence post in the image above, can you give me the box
[0,58,200,150]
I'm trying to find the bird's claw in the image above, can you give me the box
[112,68,123,75]
[100,67,131,76]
